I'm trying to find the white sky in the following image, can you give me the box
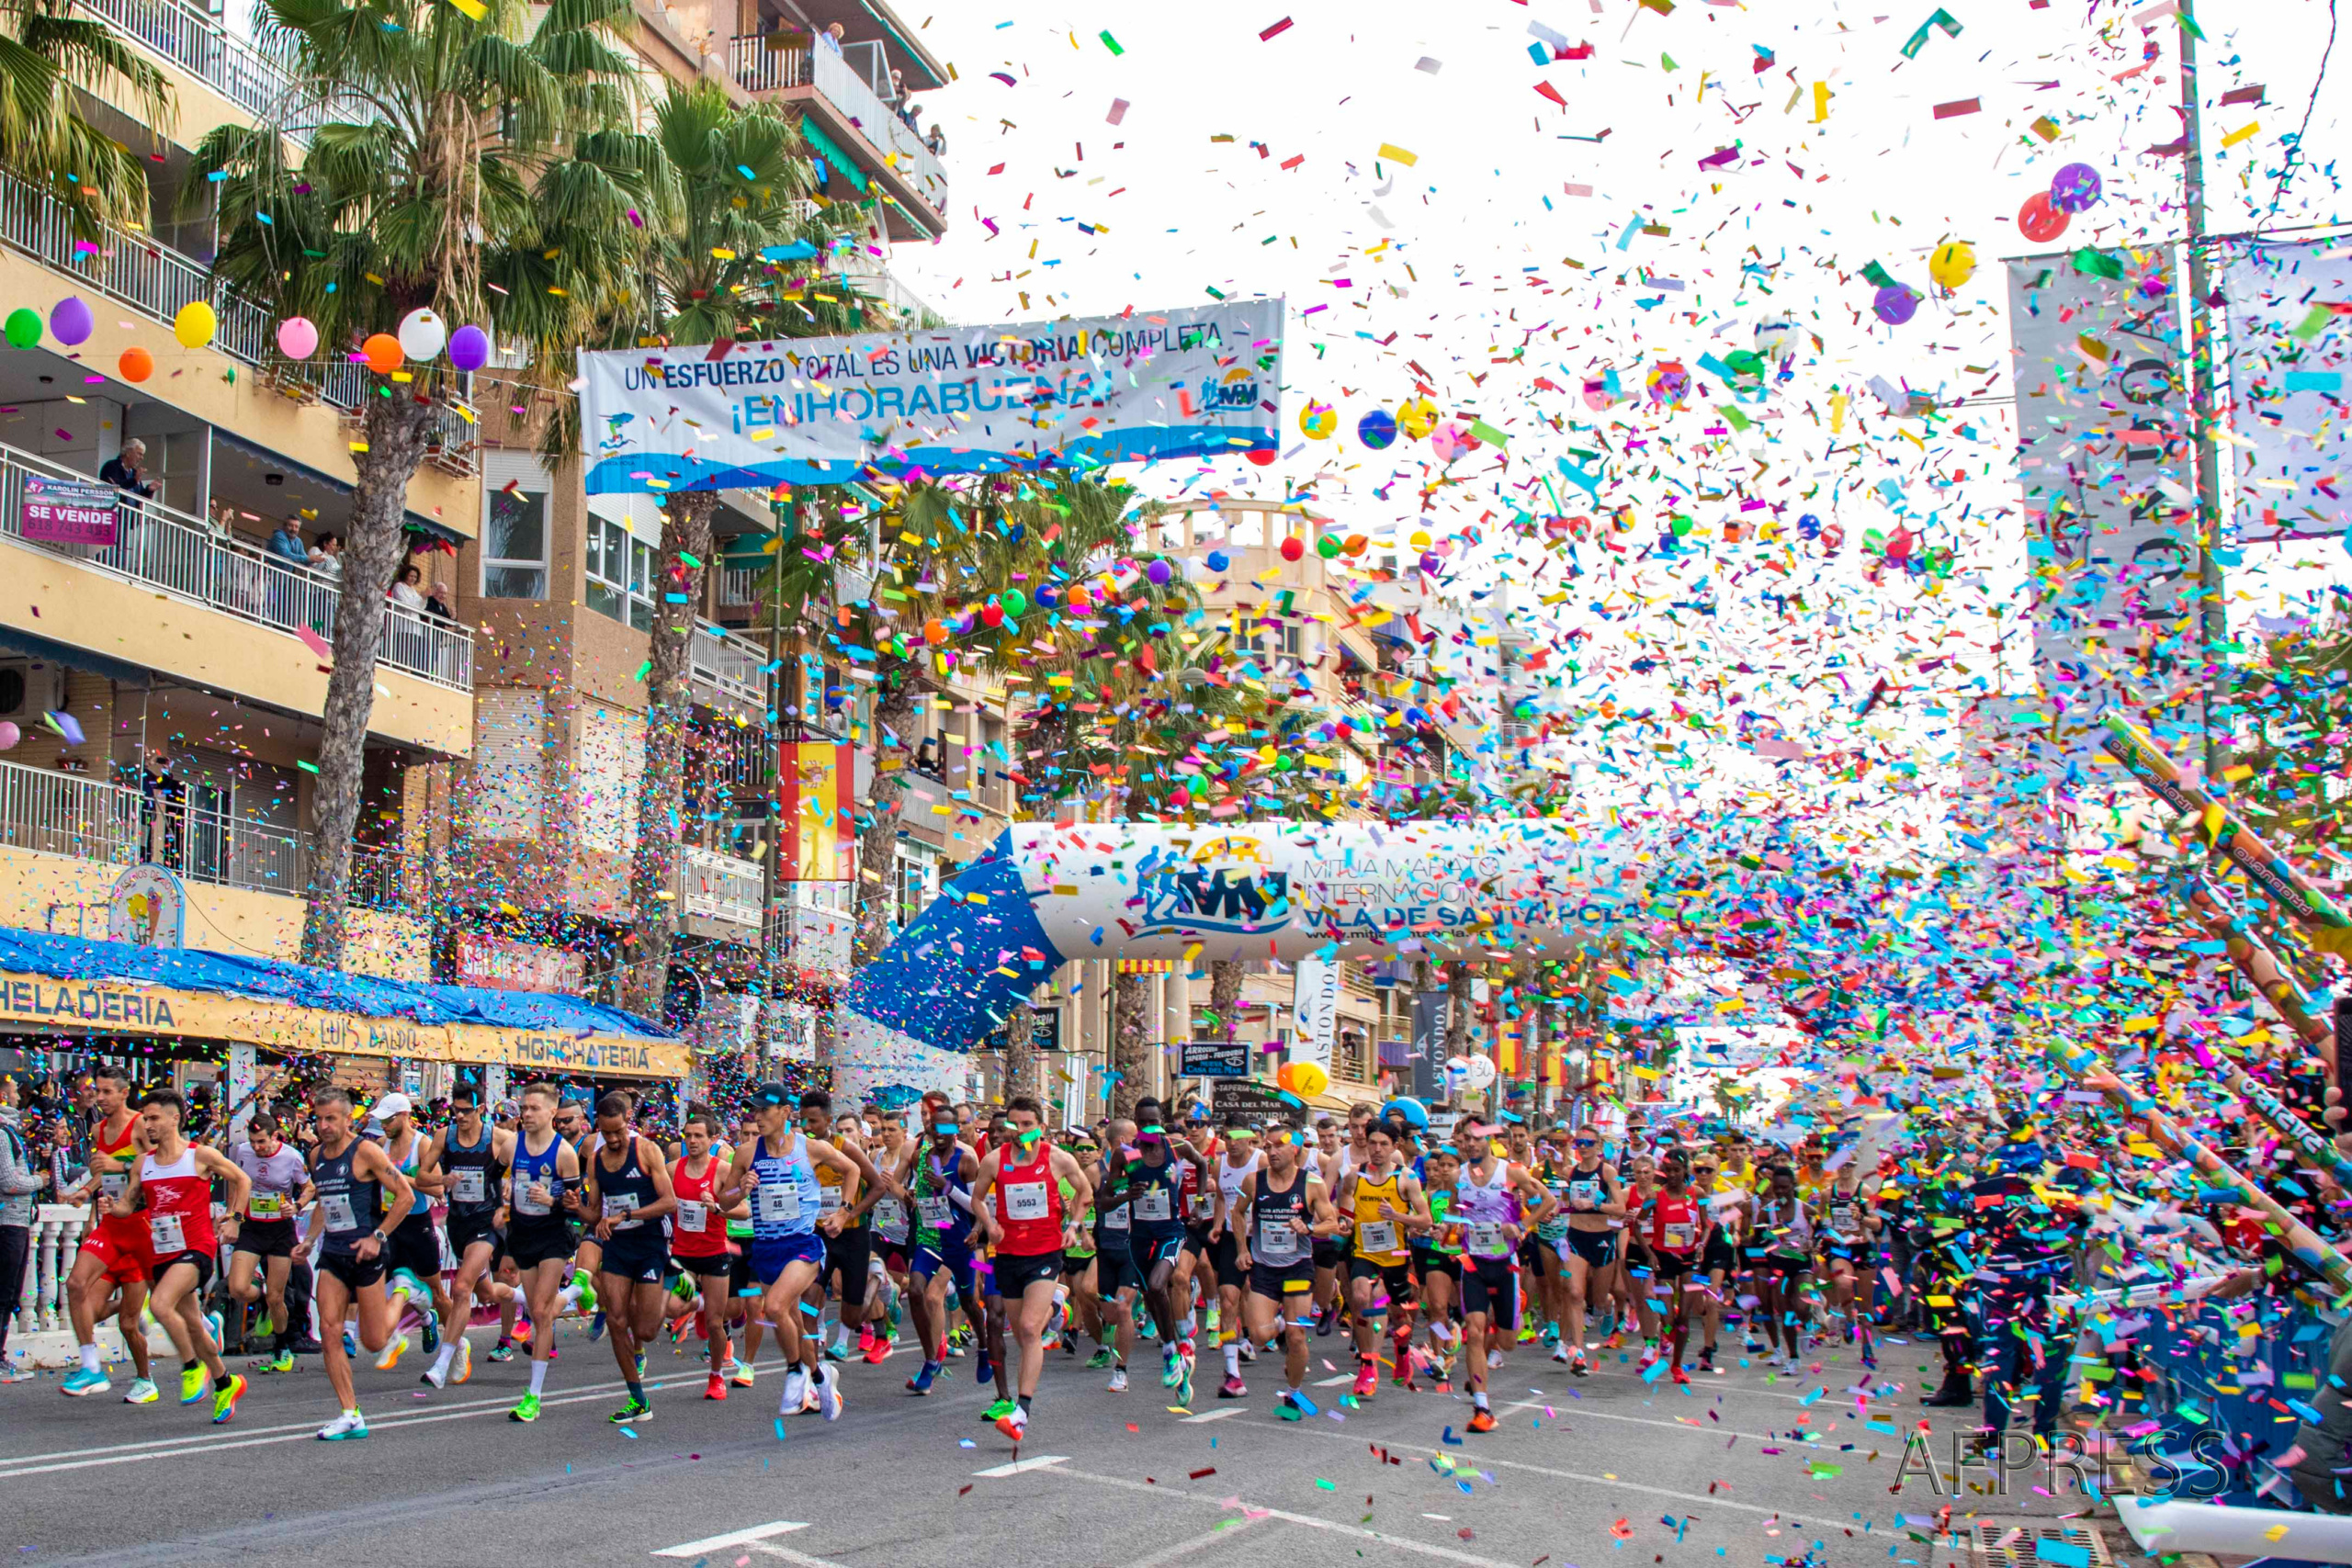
[881,0,2351,816]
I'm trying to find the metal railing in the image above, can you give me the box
[725,35,949,219]
[0,441,474,691]
[72,0,309,139]
[682,844,763,929]
[690,617,767,708]
[716,564,763,609]
[0,761,143,867]
[834,250,936,325]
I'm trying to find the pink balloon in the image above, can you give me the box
[0,720,18,750]
[276,316,319,360]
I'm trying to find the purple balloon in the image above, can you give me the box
[1418,551,1442,574]
[1145,558,1172,585]
[1873,284,1919,325]
[50,296,93,346]
[2049,163,2102,214]
[447,322,491,372]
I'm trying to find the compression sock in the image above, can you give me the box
[79,1344,101,1373]
[1225,1342,1241,1377]
[529,1360,549,1396]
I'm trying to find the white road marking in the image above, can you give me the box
[1494,1398,1784,1443]
[971,1453,1070,1477]
[745,1542,855,1568]
[1179,1407,1241,1424]
[1311,1373,1354,1386]
[1119,1514,1267,1568]
[653,1521,809,1558]
[1033,1463,1515,1568]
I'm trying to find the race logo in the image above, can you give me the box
[1197,366,1262,417]
[1136,838,1292,936]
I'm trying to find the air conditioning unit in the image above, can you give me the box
[0,660,65,724]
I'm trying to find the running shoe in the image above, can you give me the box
[179,1364,207,1404]
[1176,1363,1193,1407]
[1315,1302,1338,1337]
[707,1372,729,1400]
[509,1392,542,1422]
[1698,1346,1716,1371]
[1487,1349,1505,1371]
[1277,1391,1305,1421]
[814,1369,842,1421]
[1218,1373,1246,1399]
[123,1378,159,1405]
[1540,1322,1560,1348]
[1671,1367,1690,1386]
[908,1360,941,1394]
[317,1410,368,1441]
[60,1367,108,1397]
[487,1339,517,1363]
[1466,1408,1498,1434]
[211,1374,247,1424]
[205,1312,224,1352]
[1087,1347,1117,1370]
[729,1359,755,1388]
[994,1405,1027,1442]
[974,1353,995,1388]
[1160,1346,1182,1388]
[571,1270,598,1314]
[1571,1351,1589,1378]
[981,1397,1018,1422]
[609,1398,651,1425]
[862,1333,889,1366]
[0,1362,33,1384]
[268,1348,297,1374]
[780,1366,807,1414]
[454,1337,473,1385]
[419,1304,440,1356]
[1107,1367,1128,1393]
[1351,1361,1377,1400]
[823,1335,851,1363]
[588,1311,606,1342]
[1236,1337,1255,1364]
[1550,1343,1571,1365]
[374,1330,409,1372]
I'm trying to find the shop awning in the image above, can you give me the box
[0,929,685,1080]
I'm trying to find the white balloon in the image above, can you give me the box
[1754,316,1798,360]
[1461,1055,1498,1089]
[397,308,447,363]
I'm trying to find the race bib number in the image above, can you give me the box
[249,1192,286,1221]
[1465,1223,1507,1256]
[755,1183,801,1224]
[872,1199,908,1235]
[1003,1181,1050,1222]
[1135,1188,1172,1223]
[514,1179,551,1217]
[450,1168,488,1205]
[100,1170,128,1200]
[603,1193,639,1229]
[918,1196,953,1231]
[148,1212,185,1253]
[1356,1219,1399,1256]
[1258,1218,1304,1263]
[1662,1222,1697,1252]
[1570,1179,1601,1208]
[1830,1203,1857,1235]
[676,1200,708,1234]
[1190,1192,1216,1219]
[1102,1204,1131,1232]
[322,1192,357,1232]
[819,1183,844,1213]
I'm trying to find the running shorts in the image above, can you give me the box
[750,1233,826,1287]
[77,1225,149,1289]
[319,1250,388,1292]
[503,1219,575,1274]
[600,1234,670,1284]
[1458,1255,1518,1328]
[823,1225,872,1308]
[385,1223,444,1286]
[1566,1228,1619,1269]
[1249,1260,1316,1302]
[992,1249,1063,1298]
[232,1217,299,1261]
[149,1249,215,1291]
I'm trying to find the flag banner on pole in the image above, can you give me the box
[2222,239,2352,541]
[779,740,854,881]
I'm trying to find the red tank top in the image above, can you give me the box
[1641,1192,1702,1257]
[93,1114,149,1250]
[669,1155,730,1258]
[990,1144,1064,1257]
[139,1146,218,1259]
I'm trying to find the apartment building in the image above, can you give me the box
[0,0,480,979]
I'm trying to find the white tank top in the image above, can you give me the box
[1217,1151,1260,1207]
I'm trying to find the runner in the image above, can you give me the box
[1751,1163,1815,1372]
[1306,1116,1354,1336]
[1555,1126,1626,1375]
[227,1111,308,1374]
[800,1091,877,1365]
[898,1090,983,1396]
[1410,1145,1463,1389]
[669,1104,742,1399]
[499,1081,583,1423]
[1207,1119,1261,1398]
[1102,1098,1215,1405]
[1449,1119,1554,1429]
[1344,1119,1430,1402]
[968,1094,1093,1441]
[1691,1151,1747,1371]
[1227,1122,1339,1418]
[1628,1149,1707,1385]
[1087,1118,1141,1392]
[556,1099,601,1334]
[723,1108,764,1386]
[422,1079,514,1391]
[865,1110,913,1366]
[579,1091,679,1425]
[60,1064,153,1400]
[370,1093,447,1373]
[300,1088,416,1439]
[113,1089,250,1422]
[1816,1154,1883,1369]
[1057,1131,1102,1365]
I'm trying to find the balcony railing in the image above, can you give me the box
[689,618,767,708]
[716,564,763,611]
[725,36,949,219]
[73,0,310,140]
[0,440,475,691]
[0,754,418,909]
[682,844,763,930]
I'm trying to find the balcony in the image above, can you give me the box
[690,618,768,710]
[681,844,763,936]
[726,35,948,237]
[0,441,473,692]
[73,0,312,142]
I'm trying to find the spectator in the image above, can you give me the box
[98,438,155,503]
[390,562,427,611]
[264,515,310,567]
[138,747,187,871]
[818,21,843,52]
[44,1118,83,1200]
[424,578,456,619]
[309,532,344,581]
[927,120,946,156]
[0,1075,43,1380]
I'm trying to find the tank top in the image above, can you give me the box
[869,1148,910,1243]
[1642,1190,1702,1256]
[507,1128,569,1226]
[1351,1168,1409,1264]
[670,1155,730,1256]
[989,1142,1064,1256]
[1125,1153,1185,1233]
[92,1113,145,1246]
[913,1145,973,1247]
[1060,1177,1094,1258]
[749,1131,820,1241]
[1825,1184,1870,1244]
[816,1136,862,1227]
[1093,1162,1131,1235]
[311,1139,381,1256]
[1453,1159,1520,1258]
[442,1122,504,1218]
[233,1143,307,1224]
[390,1130,437,1234]
[1425,1188,1464,1257]
[1216,1151,1260,1220]
[1251,1167,1310,1268]
[594,1136,660,1235]
[1762,1194,1813,1257]
[138,1146,218,1259]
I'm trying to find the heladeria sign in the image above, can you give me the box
[578,300,1283,491]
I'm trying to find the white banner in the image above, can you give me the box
[2223,239,2352,540]
[1290,956,1339,1073]
[2005,251,2205,767]
[579,300,1283,492]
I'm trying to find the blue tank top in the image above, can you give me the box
[749,1131,820,1240]
[509,1129,569,1225]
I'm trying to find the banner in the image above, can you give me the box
[21,475,119,546]
[779,740,854,881]
[1289,955,1339,1072]
[2223,239,2352,540]
[579,300,1284,492]
[2006,250,2205,767]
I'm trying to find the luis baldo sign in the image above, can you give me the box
[0,970,688,1079]
[578,300,1284,492]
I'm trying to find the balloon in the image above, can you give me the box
[1342,534,1368,557]
[1430,423,1470,462]
[1279,535,1305,562]
[1204,549,1229,573]
[1753,316,1797,359]
[173,299,216,349]
[51,297,93,346]
[1169,785,1192,807]
[0,721,17,750]
[1928,241,1977,289]
[1299,400,1336,439]
[1001,588,1027,616]
[362,333,405,374]
[1145,558,1172,585]
[3,308,39,349]
[117,346,153,382]
[1288,1061,1329,1099]
[277,315,319,360]
[1461,1055,1498,1089]
[1314,533,1340,559]
[979,603,1004,628]
[1397,397,1438,438]
[1275,1062,1297,1091]
[397,308,447,363]
[1065,585,1091,610]
[447,322,491,372]
[2049,163,2103,213]
[1244,448,1276,467]
[922,617,947,645]
[1356,408,1396,449]
[1382,1097,1430,1130]
[1872,285,1919,325]
[2018,191,2069,243]
[1419,552,1442,574]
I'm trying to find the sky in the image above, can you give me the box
[869,0,2352,835]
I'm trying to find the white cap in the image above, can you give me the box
[372,1092,413,1121]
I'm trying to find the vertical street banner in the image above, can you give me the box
[579,300,1284,491]
[2005,249,2206,774]
[1289,955,1339,1072]
[779,740,854,881]
[2222,238,2352,541]
[1409,990,1447,1100]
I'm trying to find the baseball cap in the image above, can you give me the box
[372,1092,413,1121]
[752,1082,792,1107]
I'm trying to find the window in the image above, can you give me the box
[585,518,654,632]
[482,486,548,599]
[895,840,940,928]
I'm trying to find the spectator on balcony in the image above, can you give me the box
[264,515,311,568]
[308,532,343,581]
[139,748,187,873]
[425,578,456,620]
[98,439,155,504]
[927,119,946,156]
[390,562,427,612]
[818,21,843,52]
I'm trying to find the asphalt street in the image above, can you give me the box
[0,1320,2078,1568]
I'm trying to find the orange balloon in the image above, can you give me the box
[362,333,404,374]
[922,618,947,646]
[1276,1063,1298,1092]
[117,345,153,383]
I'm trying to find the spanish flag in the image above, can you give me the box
[779,740,854,882]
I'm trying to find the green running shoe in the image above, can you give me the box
[509,1392,542,1423]
[178,1364,207,1404]
[1086,1347,1117,1370]
[609,1397,651,1425]
[980,1397,1018,1422]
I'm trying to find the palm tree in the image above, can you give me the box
[196,0,654,969]
[2,0,173,233]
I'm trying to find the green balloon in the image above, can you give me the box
[4,309,40,349]
[1001,588,1027,616]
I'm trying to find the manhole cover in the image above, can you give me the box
[1973,1520,2114,1568]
